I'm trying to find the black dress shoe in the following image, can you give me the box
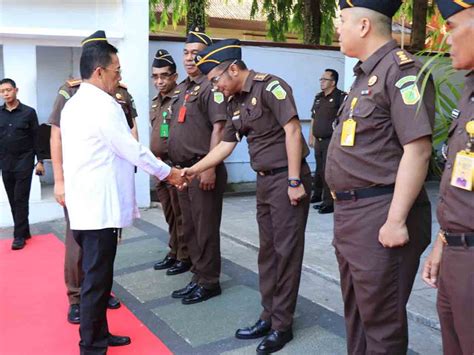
[108,334,131,347]
[312,203,323,210]
[318,205,334,214]
[107,295,121,309]
[153,255,176,270]
[256,329,293,354]
[67,304,80,324]
[166,261,191,276]
[25,235,31,240]
[11,238,26,250]
[235,319,272,339]
[182,285,221,305]
[171,281,197,298]
[310,195,322,204]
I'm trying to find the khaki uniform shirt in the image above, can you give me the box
[168,74,227,164]
[150,86,176,160]
[326,40,435,192]
[222,70,309,171]
[437,72,474,232]
[48,80,137,128]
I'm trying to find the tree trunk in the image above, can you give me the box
[186,0,207,32]
[411,0,428,51]
[303,0,321,44]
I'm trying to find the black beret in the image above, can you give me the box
[339,0,402,18]
[81,30,108,47]
[435,0,473,19]
[195,39,242,75]
[186,26,213,46]
[153,49,176,69]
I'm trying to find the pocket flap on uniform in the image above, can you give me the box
[247,107,263,120]
[353,102,376,118]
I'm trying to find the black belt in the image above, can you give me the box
[173,156,203,168]
[256,160,307,177]
[332,184,395,201]
[444,233,474,247]
[316,137,331,141]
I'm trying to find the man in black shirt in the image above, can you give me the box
[309,69,345,214]
[0,78,45,250]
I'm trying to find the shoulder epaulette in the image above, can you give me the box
[393,50,414,68]
[253,73,270,82]
[66,78,82,87]
[119,82,128,89]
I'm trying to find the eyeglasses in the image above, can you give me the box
[102,66,122,75]
[319,78,333,82]
[210,60,237,86]
[151,73,175,80]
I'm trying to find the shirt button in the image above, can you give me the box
[457,128,464,134]
[9,124,12,126]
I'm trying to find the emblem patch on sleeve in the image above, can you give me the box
[395,75,420,105]
[266,80,287,100]
[58,90,71,100]
[214,92,224,104]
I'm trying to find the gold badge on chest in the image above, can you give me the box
[368,75,378,87]
[251,97,257,106]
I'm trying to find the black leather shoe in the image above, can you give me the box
[166,261,191,276]
[256,329,293,354]
[310,195,322,204]
[67,304,80,324]
[312,203,323,210]
[318,205,334,214]
[108,334,131,347]
[171,281,197,298]
[235,319,272,339]
[182,285,221,305]
[11,238,26,250]
[107,295,121,309]
[25,235,31,240]
[153,255,176,270]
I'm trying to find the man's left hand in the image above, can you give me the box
[288,185,306,206]
[199,168,216,191]
[35,162,45,176]
[378,220,409,248]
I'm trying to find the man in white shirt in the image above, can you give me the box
[61,39,183,355]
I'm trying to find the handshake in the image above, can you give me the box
[163,166,200,189]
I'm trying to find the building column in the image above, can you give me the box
[118,0,151,208]
[343,56,358,92]
[2,43,41,203]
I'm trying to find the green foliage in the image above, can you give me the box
[150,0,208,32]
[416,40,463,176]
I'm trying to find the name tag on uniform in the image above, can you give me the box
[450,151,474,191]
[160,123,169,138]
[178,106,186,123]
[340,118,356,147]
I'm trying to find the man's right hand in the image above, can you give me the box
[309,134,315,148]
[165,167,186,188]
[54,181,66,207]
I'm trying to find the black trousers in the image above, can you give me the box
[2,169,33,240]
[312,137,332,206]
[73,228,118,355]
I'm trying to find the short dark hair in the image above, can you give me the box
[80,42,119,80]
[218,60,247,71]
[325,69,339,85]
[0,78,17,88]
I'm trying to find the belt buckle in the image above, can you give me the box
[258,171,266,176]
[350,190,357,201]
[330,190,337,200]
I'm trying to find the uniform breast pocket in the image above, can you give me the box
[185,94,200,116]
[245,107,267,133]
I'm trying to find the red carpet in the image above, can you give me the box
[0,234,172,355]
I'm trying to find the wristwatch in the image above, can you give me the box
[288,178,301,188]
